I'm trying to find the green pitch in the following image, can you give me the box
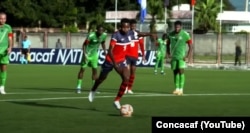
[0,65,250,133]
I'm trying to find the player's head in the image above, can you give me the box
[174,21,182,33]
[162,33,167,40]
[23,35,27,40]
[0,12,7,25]
[130,19,137,31]
[96,25,104,36]
[120,18,130,34]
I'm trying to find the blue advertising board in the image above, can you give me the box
[9,48,158,67]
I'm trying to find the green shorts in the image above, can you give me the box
[156,52,165,60]
[0,53,9,65]
[81,55,98,69]
[171,59,186,70]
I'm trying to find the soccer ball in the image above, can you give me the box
[120,104,133,117]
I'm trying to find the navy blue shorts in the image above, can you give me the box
[99,60,127,77]
[126,56,138,66]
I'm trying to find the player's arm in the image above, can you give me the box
[82,35,90,62]
[28,41,31,53]
[138,32,157,42]
[8,28,13,54]
[101,35,107,55]
[108,37,118,70]
[138,37,146,61]
[186,39,192,60]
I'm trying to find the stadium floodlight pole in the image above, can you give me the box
[217,0,223,65]
[115,0,117,30]
[246,0,249,12]
[164,7,167,33]
[219,0,223,33]
[190,3,195,64]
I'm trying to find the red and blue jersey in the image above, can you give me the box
[106,30,135,63]
[126,30,145,59]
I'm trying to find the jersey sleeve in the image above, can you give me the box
[7,25,13,38]
[139,37,145,56]
[184,31,192,45]
[101,33,107,43]
[156,39,161,46]
[84,32,95,45]
[110,33,117,46]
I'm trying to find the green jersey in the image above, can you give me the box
[157,38,167,55]
[168,30,191,60]
[0,24,12,54]
[85,32,107,57]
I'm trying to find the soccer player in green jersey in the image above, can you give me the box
[0,12,13,94]
[76,25,107,93]
[167,21,192,96]
[154,33,167,75]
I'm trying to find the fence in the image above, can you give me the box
[13,31,250,66]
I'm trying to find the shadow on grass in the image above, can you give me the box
[9,101,82,110]
[8,101,110,113]
[16,87,78,92]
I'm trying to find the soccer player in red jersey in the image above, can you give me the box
[125,19,145,94]
[88,18,134,109]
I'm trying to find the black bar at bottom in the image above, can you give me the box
[152,117,250,133]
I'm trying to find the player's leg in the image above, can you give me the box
[127,64,136,94]
[114,62,130,109]
[20,49,25,64]
[160,54,165,75]
[234,56,237,66]
[127,57,137,94]
[76,67,85,93]
[22,49,28,64]
[177,60,186,95]
[88,61,113,102]
[171,60,180,94]
[76,58,88,93]
[0,55,9,94]
[154,53,161,74]
[91,56,99,85]
[24,50,29,64]
[238,55,241,66]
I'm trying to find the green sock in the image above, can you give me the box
[154,59,160,72]
[174,74,180,89]
[179,73,185,89]
[160,58,164,72]
[76,79,82,89]
[0,71,7,86]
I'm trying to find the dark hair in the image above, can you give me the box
[0,12,6,16]
[120,18,131,24]
[130,19,137,24]
[162,33,167,38]
[96,25,103,30]
[174,21,182,26]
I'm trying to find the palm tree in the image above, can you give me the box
[195,0,222,32]
[147,0,164,33]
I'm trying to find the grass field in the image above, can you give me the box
[0,64,250,133]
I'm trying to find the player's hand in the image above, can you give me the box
[150,33,157,40]
[7,47,12,54]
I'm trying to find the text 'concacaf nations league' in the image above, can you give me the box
[9,48,158,67]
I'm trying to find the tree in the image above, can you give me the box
[195,0,222,32]
[147,0,164,33]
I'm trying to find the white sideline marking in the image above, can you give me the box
[1,93,250,102]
